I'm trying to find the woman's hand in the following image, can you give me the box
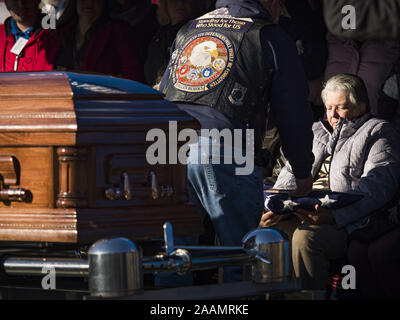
[259,211,283,227]
[294,204,335,225]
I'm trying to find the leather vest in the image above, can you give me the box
[163,8,274,150]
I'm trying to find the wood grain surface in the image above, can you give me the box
[0,72,202,244]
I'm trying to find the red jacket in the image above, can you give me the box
[0,18,61,72]
[57,19,145,82]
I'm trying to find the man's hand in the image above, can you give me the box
[289,174,313,197]
[294,204,335,225]
[259,211,283,228]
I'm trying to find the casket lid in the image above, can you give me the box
[0,72,196,134]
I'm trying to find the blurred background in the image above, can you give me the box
[0,0,10,24]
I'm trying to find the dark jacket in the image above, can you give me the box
[279,0,328,80]
[109,1,159,58]
[55,17,145,82]
[322,0,400,41]
[0,17,61,72]
[144,22,185,86]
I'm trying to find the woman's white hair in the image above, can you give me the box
[321,73,370,109]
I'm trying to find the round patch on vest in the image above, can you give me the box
[172,32,235,92]
[202,67,213,78]
[179,65,190,75]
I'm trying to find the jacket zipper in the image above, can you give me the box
[318,121,333,189]
[14,54,20,71]
[327,126,342,191]
[319,121,337,190]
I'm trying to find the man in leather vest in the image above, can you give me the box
[159,0,314,282]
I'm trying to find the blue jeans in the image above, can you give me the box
[187,137,264,282]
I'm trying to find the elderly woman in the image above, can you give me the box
[261,73,400,291]
[55,0,144,81]
[144,0,212,86]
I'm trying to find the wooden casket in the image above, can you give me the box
[0,72,202,244]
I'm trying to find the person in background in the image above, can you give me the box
[109,0,159,58]
[378,59,400,126]
[40,0,76,28]
[0,0,61,72]
[324,32,400,117]
[322,0,400,41]
[55,0,145,81]
[279,0,328,84]
[144,0,212,87]
[278,0,328,115]
[347,221,400,299]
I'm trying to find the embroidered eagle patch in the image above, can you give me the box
[171,32,235,93]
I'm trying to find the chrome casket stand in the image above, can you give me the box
[242,228,291,283]
[2,223,293,298]
[88,238,143,297]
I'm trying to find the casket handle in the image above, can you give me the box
[0,155,18,185]
[105,172,132,201]
[149,172,174,200]
[149,171,159,200]
[0,155,28,203]
[0,188,27,202]
[122,172,132,200]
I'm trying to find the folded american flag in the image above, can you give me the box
[264,185,364,214]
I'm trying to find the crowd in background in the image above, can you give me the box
[0,0,399,130]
